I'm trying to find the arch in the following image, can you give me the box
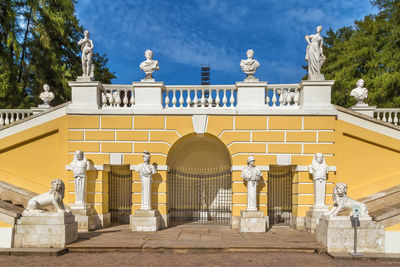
[167,133,232,225]
[167,133,232,169]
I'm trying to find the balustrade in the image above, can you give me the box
[163,86,236,108]
[265,84,300,108]
[375,109,400,126]
[101,85,135,108]
[0,110,33,127]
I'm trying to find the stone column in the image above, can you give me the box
[68,78,102,110]
[236,81,268,110]
[132,81,164,110]
[350,105,377,117]
[300,80,334,109]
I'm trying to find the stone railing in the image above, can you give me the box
[0,109,34,127]
[163,85,236,109]
[101,84,135,108]
[374,108,400,125]
[266,84,300,108]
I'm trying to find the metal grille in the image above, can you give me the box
[108,169,132,224]
[268,166,293,226]
[168,166,232,224]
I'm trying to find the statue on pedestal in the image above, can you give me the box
[78,30,94,79]
[70,150,90,205]
[39,84,55,107]
[305,25,326,81]
[135,151,156,211]
[140,49,159,81]
[240,49,260,82]
[350,79,368,106]
[241,155,262,211]
[309,153,329,209]
[23,179,68,215]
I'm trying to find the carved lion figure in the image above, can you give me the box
[24,179,67,215]
[325,183,369,217]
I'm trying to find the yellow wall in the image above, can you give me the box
[336,120,400,199]
[0,116,68,194]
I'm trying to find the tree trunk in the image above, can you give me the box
[17,6,32,83]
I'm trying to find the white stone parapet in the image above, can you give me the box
[375,108,400,126]
[0,109,34,128]
[300,80,334,109]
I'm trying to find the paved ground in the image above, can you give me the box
[1,251,399,266]
[67,224,324,252]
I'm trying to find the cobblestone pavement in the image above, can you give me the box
[0,251,398,267]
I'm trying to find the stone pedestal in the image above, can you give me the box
[350,104,377,117]
[305,206,329,233]
[132,81,164,109]
[236,82,268,110]
[239,210,267,233]
[70,204,109,232]
[316,216,384,253]
[68,80,102,110]
[300,80,335,109]
[14,213,78,248]
[130,209,161,232]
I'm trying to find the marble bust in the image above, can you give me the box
[240,49,260,82]
[134,151,157,210]
[39,84,54,106]
[305,25,326,81]
[140,49,159,81]
[350,79,368,105]
[78,30,94,78]
[308,153,329,210]
[241,155,262,211]
[70,150,90,206]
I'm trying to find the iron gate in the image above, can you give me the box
[167,166,232,224]
[109,168,132,224]
[268,166,293,226]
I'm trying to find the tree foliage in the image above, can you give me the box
[321,0,400,108]
[0,0,115,108]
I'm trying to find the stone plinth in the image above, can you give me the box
[68,80,102,110]
[239,210,267,233]
[236,81,268,110]
[316,216,384,253]
[130,209,161,232]
[14,213,78,248]
[300,80,334,109]
[350,104,377,117]
[131,82,164,109]
[305,206,329,233]
[70,204,109,232]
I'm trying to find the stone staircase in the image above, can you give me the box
[359,184,400,228]
[0,180,37,225]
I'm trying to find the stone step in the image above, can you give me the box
[0,179,37,208]
[0,248,68,256]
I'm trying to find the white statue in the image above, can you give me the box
[325,183,369,218]
[39,84,55,106]
[135,151,156,211]
[70,150,90,205]
[140,49,159,81]
[309,153,329,209]
[350,79,368,105]
[240,49,260,82]
[23,179,68,215]
[78,30,94,78]
[241,155,262,211]
[305,25,326,81]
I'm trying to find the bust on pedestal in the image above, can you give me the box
[130,151,161,231]
[14,179,78,248]
[305,153,329,233]
[66,151,99,231]
[239,155,267,233]
[350,79,376,117]
[316,183,384,253]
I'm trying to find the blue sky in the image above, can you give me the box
[75,0,377,85]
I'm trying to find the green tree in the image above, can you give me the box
[0,0,115,108]
[322,0,400,108]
